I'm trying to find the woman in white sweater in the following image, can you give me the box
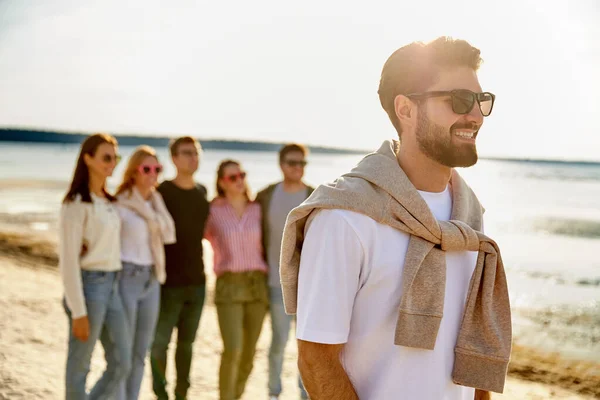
[59,133,131,400]
[110,145,176,400]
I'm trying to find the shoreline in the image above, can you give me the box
[1,228,599,398]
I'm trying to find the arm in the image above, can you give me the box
[59,201,91,341]
[294,209,364,399]
[255,199,268,261]
[154,192,176,245]
[203,210,215,244]
[59,201,86,319]
[298,340,358,400]
[475,390,491,400]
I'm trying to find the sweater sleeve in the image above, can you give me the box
[59,201,87,319]
[155,193,176,245]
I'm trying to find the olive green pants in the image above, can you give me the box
[215,271,269,400]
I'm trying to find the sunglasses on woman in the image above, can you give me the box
[224,172,246,183]
[138,164,163,174]
[406,89,495,117]
[101,154,122,164]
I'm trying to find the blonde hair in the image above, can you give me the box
[116,145,159,196]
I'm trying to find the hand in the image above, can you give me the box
[72,316,90,342]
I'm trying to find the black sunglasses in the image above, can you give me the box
[178,149,199,157]
[284,160,308,167]
[406,89,495,117]
[101,154,122,164]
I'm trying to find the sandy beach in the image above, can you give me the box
[0,229,598,400]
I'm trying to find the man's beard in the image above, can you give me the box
[415,109,479,168]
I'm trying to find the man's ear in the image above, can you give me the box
[394,94,415,125]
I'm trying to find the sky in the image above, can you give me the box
[0,0,598,161]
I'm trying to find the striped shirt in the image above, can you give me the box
[205,198,268,277]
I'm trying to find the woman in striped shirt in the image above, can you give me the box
[205,159,269,400]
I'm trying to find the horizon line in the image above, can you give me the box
[1,126,599,166]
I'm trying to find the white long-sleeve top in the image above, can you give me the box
[59,193,122,318]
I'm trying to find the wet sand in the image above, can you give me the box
[0,230,598,399]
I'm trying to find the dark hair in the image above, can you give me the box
[63,133,118,203]
[215,159,251,200]
[279,143,308,164]
[169,136,200,157]
[378,36,483,136]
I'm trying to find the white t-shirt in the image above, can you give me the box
[296,186,478,400]
[117,201,154,266]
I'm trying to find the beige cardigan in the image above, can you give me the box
[280,140,512,393]
[117,187,176,284]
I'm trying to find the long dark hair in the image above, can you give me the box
[215,159,251,200]
[63,133,118,203]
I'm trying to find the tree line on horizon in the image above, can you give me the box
[0,127,366,155]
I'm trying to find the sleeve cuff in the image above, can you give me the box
[66,300,87,319]
[297,327,349,345]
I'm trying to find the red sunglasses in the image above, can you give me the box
[138,164,163,175]
[224,172,246,183]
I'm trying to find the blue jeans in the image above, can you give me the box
[268,286,308,399]
[103,262,160,400]
[64,271,131,400]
